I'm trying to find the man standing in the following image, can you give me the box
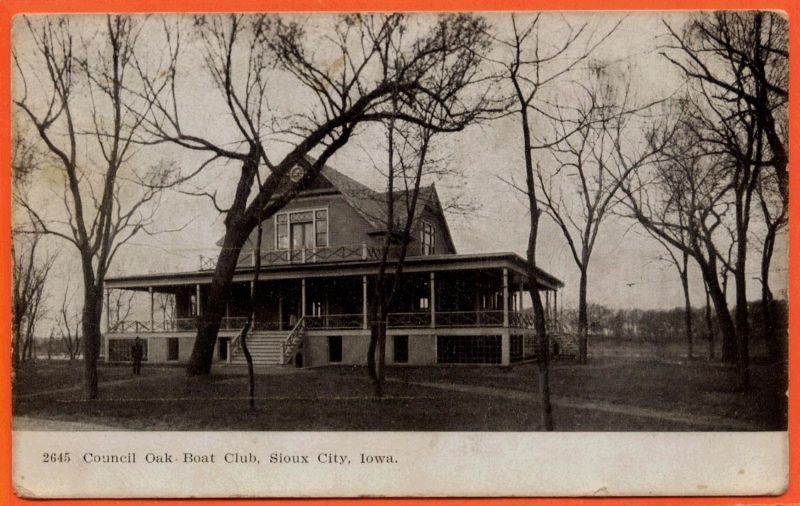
[131,337,144,375]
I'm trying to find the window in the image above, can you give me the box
[276,209,328,250]
[311,301,323,316]
[276,214,288,249]
[393,335,408,363]
[419,297,429,310]
[315,210,328,247]
[437,335,501,364]
[421,221,435,255]
[108,339,148,362]
[167,338,179,361]
[328,336,342,363]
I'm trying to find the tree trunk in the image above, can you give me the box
[680,252,693,359]
[577,267,588,365]
[699,261,736,365]
[705,282,715,360]
[760,228,780,362]
[12,323,21,368]
[368,284,387,398]
[376,320,387,398]
[82,287,104,400]
[733,252,750,390]
[186,225,250,376]
[526,208,553,430]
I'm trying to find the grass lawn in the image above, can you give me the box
[12,354,786,431]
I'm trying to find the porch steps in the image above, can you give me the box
[228,334,285,366]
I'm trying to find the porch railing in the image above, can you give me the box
[305,313,363,329]
[386,312,431,328]
[107,310,542,334]
[437,310,505,327]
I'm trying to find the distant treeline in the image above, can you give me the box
[555,300,787,346]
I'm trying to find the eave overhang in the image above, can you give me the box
[106,252,564,291]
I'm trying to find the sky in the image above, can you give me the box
[11,12,789,329]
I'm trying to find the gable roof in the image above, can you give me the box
[233,158,457,252]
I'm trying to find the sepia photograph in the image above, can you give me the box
[7,8,790,498]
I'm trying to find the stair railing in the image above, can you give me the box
[227,326,246,362]
[281,316,307,365]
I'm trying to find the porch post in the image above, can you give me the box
[196,284,202,316]
[502,268,510,366]
[554,290,558,327]
[518,282,524,311]
[362,275,368,330]
[301,279,306,317]
[249,280,256,330]
[278,287,283,331]
[224,301,230,331]
[502,269,509,327]
[430,272,436,329]
[545,291,550,321]
[149,287,154,332]
[105,288,110,333]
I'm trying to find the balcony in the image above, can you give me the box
[199,243,413,270]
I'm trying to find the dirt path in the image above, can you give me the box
[399,379,761,431]
[13,370,176,399]
[13,416,122,431]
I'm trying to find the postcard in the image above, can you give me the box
[9,10,790,498]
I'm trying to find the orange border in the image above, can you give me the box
[0,0,796,505]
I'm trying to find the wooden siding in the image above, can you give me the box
[237,193,382,268]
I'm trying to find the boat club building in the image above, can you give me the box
[103,163,567,368]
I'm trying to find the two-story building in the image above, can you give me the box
[103,162,569,368]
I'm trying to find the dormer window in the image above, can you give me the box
[421,221,435,255]
[276,208,329,250]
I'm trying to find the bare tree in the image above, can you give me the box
[620,113,745,386]
[642,228,694,359]
[137,14,493,375]
[490,13,622,429]
[536,73,676,365]
[755,167,787,361]
[663,12,788,388]
[58,283,83,361]
[12,234,54,367]
[155,292,176,330]
[663,12,787,198]
[488,14,619,430]
[365,90,483,397]
[13,15,174,398]
[11,127,54,367]
[108,289,135,332]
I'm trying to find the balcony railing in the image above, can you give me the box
[108,310,538,334]
[200,243,416,269]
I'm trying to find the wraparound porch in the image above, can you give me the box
[104,254,565,366]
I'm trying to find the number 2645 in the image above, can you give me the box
[42,452,70,463]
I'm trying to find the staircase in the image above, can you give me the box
[227,317,307,366]
[228,334,285,365]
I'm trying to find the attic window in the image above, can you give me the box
[421,221,435,255]
[276,208,329,250]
